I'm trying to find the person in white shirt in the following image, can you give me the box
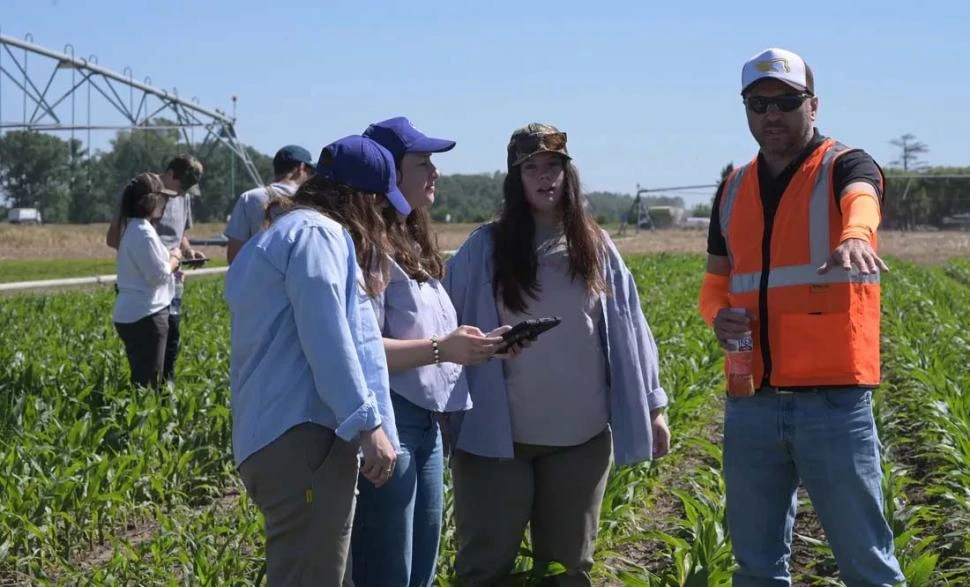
[106,154,206,387]
[113,173,183,388]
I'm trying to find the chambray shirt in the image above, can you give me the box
[443,224,669,467]
[226,208,398,467]
[371,257,471,413]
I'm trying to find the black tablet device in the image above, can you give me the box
[496,316,562,353]
[180,258,208,269]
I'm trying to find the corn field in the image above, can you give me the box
[1,254,968,586]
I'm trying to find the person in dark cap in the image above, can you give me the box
[227,135,401,587]
[224,144,316,263]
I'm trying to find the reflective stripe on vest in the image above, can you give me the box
[719,165,748,270]
[720,142,880,294]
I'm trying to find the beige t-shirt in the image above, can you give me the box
[498,223,610,447]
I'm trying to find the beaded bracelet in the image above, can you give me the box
[430,336,441,364]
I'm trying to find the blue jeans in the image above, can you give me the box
[723,387,904,587]
[352,392,444,587]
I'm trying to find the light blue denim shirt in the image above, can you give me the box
[442,224,668,467]
[371,256,471,413]
[226,208,398,467]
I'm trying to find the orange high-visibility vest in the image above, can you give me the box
[719,138,881,388]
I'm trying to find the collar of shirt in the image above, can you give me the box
[756,128,826,210]
[269,182,297,196]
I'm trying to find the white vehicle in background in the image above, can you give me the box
[683,216,712,230]
[7,208,43,225]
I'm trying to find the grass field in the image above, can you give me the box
[0,258,229,284]
[0,223,232,263]
[1,221,968,584]
[2,249,969,585]
[2,222,969,264]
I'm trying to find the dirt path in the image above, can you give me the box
[608,394,849,585]
[1,490,249,586]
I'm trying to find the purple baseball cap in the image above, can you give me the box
[315,135,411,216]
[362,116,456,161]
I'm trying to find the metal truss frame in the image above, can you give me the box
[0,31,263,186]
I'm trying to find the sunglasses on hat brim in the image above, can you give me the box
[510,131,568,164]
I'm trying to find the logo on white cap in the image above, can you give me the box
[755,58,790,74]
[742,48,809,94]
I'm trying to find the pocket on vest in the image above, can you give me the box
[775,312,852,380]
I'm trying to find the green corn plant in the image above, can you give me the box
[5,255,970,584]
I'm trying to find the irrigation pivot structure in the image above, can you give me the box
[0,31,263,187]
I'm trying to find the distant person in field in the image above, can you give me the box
[223,145,316,264]
[226,135,399,586]
[442,123,671,586]
[698,47,903,585]
[112,173,183,388]
[348,116,507,587]
[106,154,205,387]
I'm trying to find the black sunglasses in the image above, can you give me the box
[743,93,811,114]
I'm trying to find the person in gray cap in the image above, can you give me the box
[224,144,316,263]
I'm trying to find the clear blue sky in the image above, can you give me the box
[2,0,968,206]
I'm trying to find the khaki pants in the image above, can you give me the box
[239,423,359,587]
[452,427,613,586]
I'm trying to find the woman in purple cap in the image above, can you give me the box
[443,123,671,585]
[348,117,509,587]
[226,135,402,587]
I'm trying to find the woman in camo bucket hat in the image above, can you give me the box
[442,123,672,585]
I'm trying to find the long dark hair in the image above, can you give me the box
[267,175,391,297]
[492,156,606,313]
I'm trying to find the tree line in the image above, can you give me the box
[0,124,274,225]
[0,125,679,225]
[1,127,965,229]
[433,172,685,225]
[713,135,970,230]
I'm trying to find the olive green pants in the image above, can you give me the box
[452,427,613,586]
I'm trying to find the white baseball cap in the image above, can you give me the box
[741,48,814,95]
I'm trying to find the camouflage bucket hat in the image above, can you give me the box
[507,123,570,168]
